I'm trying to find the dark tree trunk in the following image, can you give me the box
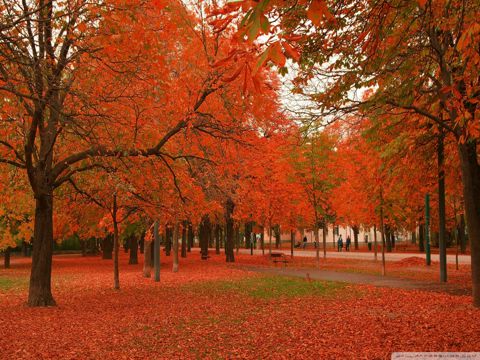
[411,231,417,244]
[139,231,145,254]
[143,240,152,278]
[187,223,193,252]
[102,235,113,259]
[4,247,11,269]
[165,227,172,256]
[438,132,447,282]
[128,235,138,265]
[181,222,187,258]
[200,215,210,260]
[391,232,395,248]
[215,224,221,255]
[419,223,425,252]
[260,226,265,255]
[113,195,120,290]
[352,225,359,250]
[245,222,252,249]
[385,225,392,253]
[28,193,55,306]
[291,230,295,258]
[458,141,480,307]
[459,214,466,254]
[225,198,235,263]
[80,239,87,257]
[274,225,281,249]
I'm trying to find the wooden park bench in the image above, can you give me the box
[270,252,288,266]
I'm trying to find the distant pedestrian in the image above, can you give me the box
[337,235,343,252]
[346,235,351,251]
[303,236,307,249]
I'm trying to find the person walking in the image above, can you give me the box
[346,235,351,251]
[337,234,343,252]
[303,235,308,249]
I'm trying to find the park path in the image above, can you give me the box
[241,265,471,296]
[237,248,471,264]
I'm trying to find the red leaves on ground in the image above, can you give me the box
[1,253,479,359]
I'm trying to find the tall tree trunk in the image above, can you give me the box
[245,222,252,249]
[459,214,466,254]
[380,194,386,276]
[458,141,480,307]
[128,235,138,265]
[373,224,378,261]
[322,225,327,259]
[291,229,295,258]
[353,225,359,250]
[385,225,392,253]
[139,231,145,254]
[215,224,221,255]
[235,225,240,255]
[102,235,113,259]
[28,193,55,306]
[143,240,152,278]
[274,225,281,249]
[4,247,11,269]
[225,199,235,262]
[419,223,425,252]
[165,227,172,256]
[314,224,320,266]
[113,194,120,290]
[438,131,447,282]
[200,216,209,260]
[154,221,160,282]
[181,221,187,258]
[268,221,272,255]
[260,226,265,255]
[80,239,86,257]
[172,222,179,272]
[187,223,193,252]
[411,231,417,245]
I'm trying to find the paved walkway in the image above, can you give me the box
[241,266,471,296]
[237,248,471,264]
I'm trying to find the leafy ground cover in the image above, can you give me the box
[234,253,472,287]
[1,253,479,359]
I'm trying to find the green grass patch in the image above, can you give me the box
[181,275,344,299]
[0,275,29,291]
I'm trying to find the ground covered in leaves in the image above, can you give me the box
[1,252,479,359]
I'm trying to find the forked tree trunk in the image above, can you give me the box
[28,193,55,306]
[143,240,152,278]
[458,141,480,307]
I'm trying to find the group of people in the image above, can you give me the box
[337,234,352,252]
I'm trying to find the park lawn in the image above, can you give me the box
[233,253,472,287]
[0,253,479,359]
